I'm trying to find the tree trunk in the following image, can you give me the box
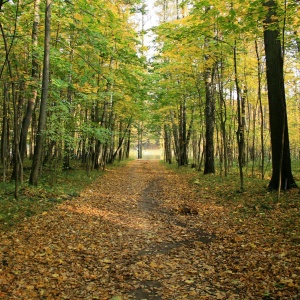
[11,0,41,181]
[178,99,188,166]
[170,110,179,162]
[234,42,244,190]
[204,64,215,174]
[0,9,21,196]
[111,121,131,163]
[125,129,131,159]
[263,0,297,190]
[255,40,265,180]
[30,0,52,185]
[19,0,40,163]
[12,83,23,188]
[63,43,75,170]
[216,60,228,176]
[251,103,257,177]
[137,122,143,159]
[164,124,172,164]
[1,83,9,182]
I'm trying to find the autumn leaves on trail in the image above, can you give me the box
[1,160,299,299]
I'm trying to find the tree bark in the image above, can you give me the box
[255,40,265,180]
[10,0,41,181]
[1,83,9,182]
[19,0,40,163]
[263,0,297,190]
[164,124,172,164]
[0,8,21,196]
[216,60,228,177]
[234,42,244,190]
[178,98,188,166]
[170,110,179,162]
[30,0,52,185]
[204,64,215,174]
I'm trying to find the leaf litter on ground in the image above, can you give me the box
[0,160,299,299]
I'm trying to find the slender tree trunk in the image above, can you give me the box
[255,40,265,179]
[111,121,131,163]
[251,103,257,176]
[186,105,194,154]
[63,44,75,170]
[0,6,21,197]
[11,0,40,181]
[194,75,205,171]
[164,124,172,164]
[294,31,300,52]
[30,0,52,185]
[137,122,143,159]
[170,110,179,162]
[178,98,188,166]
[12,83,22,194]
[104,94,116,166]
[98,82,110,168]
[126,129,131,159]
[263,0,297,190]
[1,83,9,182]
[203,5,216,175]
[19,0,40,163]
[234,42,244,191]
[217,60,228,176]
[204,64,216,174]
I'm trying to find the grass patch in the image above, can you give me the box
[163,160,300,243]
[0,159,129,231]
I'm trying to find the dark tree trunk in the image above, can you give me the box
[216,60,228,177]
[125,129,131,159]
[170,110,179,163]
[30,0,52,185]
[111,121,131,163]
[204,65,215,174]
[0,8,21,196]
[263,0,297,190]
[19,0,40,163]
[63,49,75,170]
[1,83,9,182]
[255,40,265,180]
[164,124,172,164]
[137,123,143,159]
[233,41,245,190]
[11,0,41,181]
[178,99,188,166]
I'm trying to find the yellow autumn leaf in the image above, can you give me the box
[149,261,158,268]
[76,243,86,251]
[44,247,52,255]
[73,13,83,21]
[184,279,194,284]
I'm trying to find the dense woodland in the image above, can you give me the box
[0,0,299,196]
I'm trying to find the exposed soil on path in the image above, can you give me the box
[0,160,299,299]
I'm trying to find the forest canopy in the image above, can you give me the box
[0,0,299,196]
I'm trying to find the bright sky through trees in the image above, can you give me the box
[133,0,158,58]
[145,0,159,28]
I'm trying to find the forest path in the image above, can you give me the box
[1,160,221,299]
[1,160,299,299]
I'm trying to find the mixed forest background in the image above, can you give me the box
[0,0,300,197]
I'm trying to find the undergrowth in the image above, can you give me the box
[0,159,129,230]
[163,160,300,243]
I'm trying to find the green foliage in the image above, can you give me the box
[1,0,299,195]
[80,123,112,143]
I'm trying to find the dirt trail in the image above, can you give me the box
[0,160,218,299]
[1,160,299,299]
